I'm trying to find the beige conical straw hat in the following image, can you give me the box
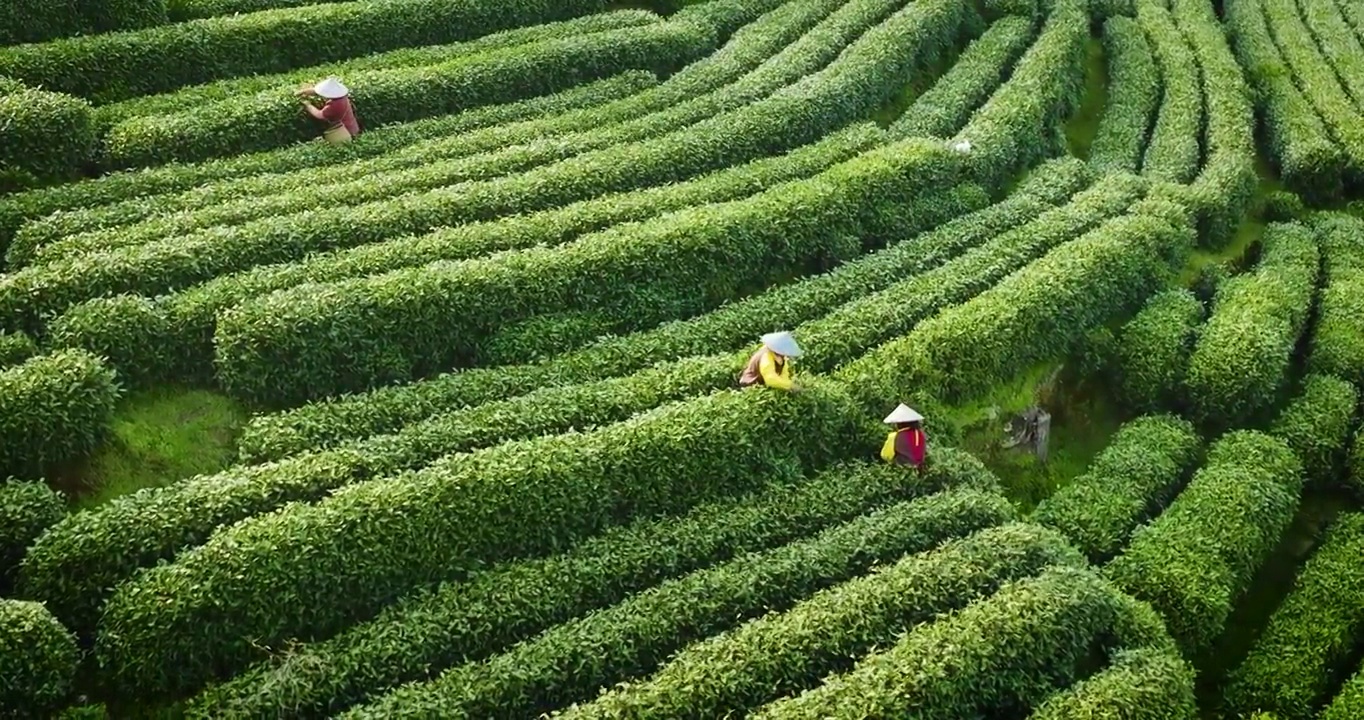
[883,404,923,424]
[314,76,349,99]
[760,331,802,357]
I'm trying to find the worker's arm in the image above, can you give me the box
[758,352,793,390]
[880,432,896,463]
[301,102,326,120]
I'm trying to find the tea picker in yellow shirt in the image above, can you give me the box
[738,331,801,392]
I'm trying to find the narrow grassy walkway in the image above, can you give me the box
[1064,37,1109,159]
[947,29,1116,509]
[60,387,248,509]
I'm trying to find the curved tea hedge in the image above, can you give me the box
[342,486,1014,717]
[1308,213,1364,386]
[838,208,1189,407]
[1089,16,1159,175]
[0,351,121,481]
[1105,430,1304,655]
[0,0,166,46]
[1026,646,1197,719]
[232,156,1093,461]
[1225,512,1364,720]
[0,480,63,589]
[1184,221,1320,430]
[95,381,871,699]
[101,18,712,168]
[0,0,615,102]
[888,14,1035,139]
[1111,288,1205,415]
[186,453,1004,717]
[0,331,37,368]
[0,599,79,718]
[749,565,1174,718]
[1032,414,1202,562]
[0,84,95,191]
[162,0,361,19]
[1269,374,1359,485]
[558,522,1083,720]
[1137,1,1202,183]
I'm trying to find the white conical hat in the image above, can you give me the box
[951,138,972,153]
[760,331,802,357]
[314,76,349,99]
[883,404,923,424]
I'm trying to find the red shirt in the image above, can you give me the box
[893,428,927,466]
[320,96,361,137]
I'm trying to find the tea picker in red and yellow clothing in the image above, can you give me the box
[880,404,928,473]
[296,76,362,144]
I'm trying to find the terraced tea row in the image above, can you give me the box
[49,123,891,388]
[2,0,972,362]
[184,454,1008,716]
[750,565,1176,718]
[6,0,836,256]
[17,164,1118,638]
[93,10,661,123]
[90,199,1194,704]
[233,157,1100,459]
[0,0,615,100]
[1137,0,1202,183]
[22,0,896,254]
[0,73,657,250]
[1089,15,1159,175]
[4,2,1331,719]
[101,16,713,168]
[341,486,1012,717]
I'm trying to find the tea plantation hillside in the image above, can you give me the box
[3,0,1364,716]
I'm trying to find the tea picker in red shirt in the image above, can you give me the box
[296,76,362,144]
[880,404,928,473]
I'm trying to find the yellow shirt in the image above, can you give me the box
[739,347,793,390]
[758,350,793,390]
[880,432,897,463]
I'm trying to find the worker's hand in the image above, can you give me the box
[294,84,315,97]
[789,383,802,395]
